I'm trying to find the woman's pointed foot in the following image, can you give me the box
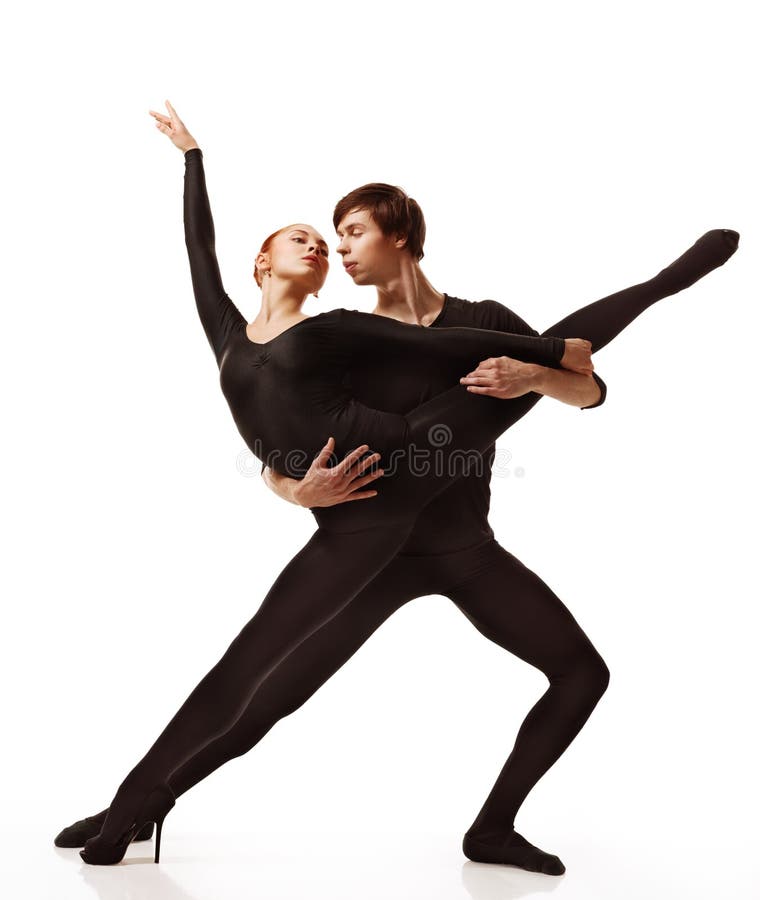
[656,228,741,293]
[696,228,740,258]
[463,828,566,875]
[720,228,740,249]
[54,807,154,848]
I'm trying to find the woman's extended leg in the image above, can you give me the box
[315,227,740,531]
[406,229,740,461]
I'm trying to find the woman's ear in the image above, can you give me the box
[255,251,271,276]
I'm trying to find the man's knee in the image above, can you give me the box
[585,650,610,700]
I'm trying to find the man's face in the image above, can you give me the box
[335,208,400,286]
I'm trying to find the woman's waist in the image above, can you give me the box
[332,400,409,460]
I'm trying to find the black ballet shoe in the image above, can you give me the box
[657,228,740,293]
[462,829,566,875]
[720,228,740,248]
[694,228,740,257]
[54,807,154,848]
[79,783,175,865]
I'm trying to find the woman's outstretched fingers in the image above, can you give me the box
[151,101,198,153]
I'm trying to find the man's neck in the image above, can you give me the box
[371,263,445,327]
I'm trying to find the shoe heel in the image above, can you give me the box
[142,784,174,864]
[154,815,164,864]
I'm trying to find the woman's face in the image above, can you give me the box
[260,224,329,293]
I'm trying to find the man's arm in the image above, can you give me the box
[262,466,302,505]
[460,358,605,408]
[532,366,606,408]
[471,298,607,409]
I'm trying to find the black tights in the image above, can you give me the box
[164,539,610,839]
[97,230,737,842]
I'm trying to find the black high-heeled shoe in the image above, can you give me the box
[79,783,175,865]
[54,808,154,848]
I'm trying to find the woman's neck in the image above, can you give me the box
[254,278,309,326]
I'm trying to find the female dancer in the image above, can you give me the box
[77,102,739,864]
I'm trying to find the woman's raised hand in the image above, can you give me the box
[148,100,199,153]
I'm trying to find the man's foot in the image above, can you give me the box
[462,828,566,875]
[53,807,154,848]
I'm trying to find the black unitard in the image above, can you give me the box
[89,147,739,851]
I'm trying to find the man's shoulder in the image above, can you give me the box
[440,294,538,336]
[441,293,499,322]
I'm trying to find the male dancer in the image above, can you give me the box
[259,184,608,876]
[56,180,737,875]
[256,186,734,872]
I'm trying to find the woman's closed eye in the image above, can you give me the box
[293,236,328,257]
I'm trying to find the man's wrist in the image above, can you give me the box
[523,362,547,394]
[264,466,302,506]
[290,478,305,506]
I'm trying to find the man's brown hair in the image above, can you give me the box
[333,183,426,260]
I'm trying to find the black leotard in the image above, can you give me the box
[184,147,569,525]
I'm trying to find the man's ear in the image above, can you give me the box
[394,232,408,251]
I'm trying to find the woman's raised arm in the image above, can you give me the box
[150,100,246,365]
[182,148,246,364]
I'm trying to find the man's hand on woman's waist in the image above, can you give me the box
[263,437,384,508]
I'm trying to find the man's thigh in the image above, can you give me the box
[438,539,605,675]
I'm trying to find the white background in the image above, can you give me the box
[2,1,758,898]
